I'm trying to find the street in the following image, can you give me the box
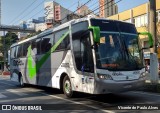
[0,75,160,113]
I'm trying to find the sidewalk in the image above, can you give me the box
[0,74,10,80]
[145,73,160,83]
[143,73,160,93]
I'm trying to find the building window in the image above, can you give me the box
[144,40,149,48]
[156,10,160,22]
[143,40,150,52]
[134,14,148,27]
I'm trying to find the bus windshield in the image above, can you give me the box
[91,19,143,71]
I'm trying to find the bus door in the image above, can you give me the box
[72,29,95,93]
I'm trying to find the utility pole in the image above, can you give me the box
[149,0,157,53]
[3,31,7,71]
[1,0,7,71]
[149,0,159,84]
[0,0,1,25]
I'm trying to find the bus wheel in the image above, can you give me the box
[63,76,74,98]
[19,75,24,87]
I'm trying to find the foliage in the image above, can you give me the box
[26,30,42,39]
[157,22,160,39]
[0,30,41,62]
[0,32,18,60]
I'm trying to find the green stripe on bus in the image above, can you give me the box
[27,31,69,79]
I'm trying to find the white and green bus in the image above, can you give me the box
[10,17,153,97]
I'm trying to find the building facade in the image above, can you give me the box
[77,5,92,16]
[18,17,46,39]
[107,0,160,60]
[99,0,118,18]
[35,23,47,32]
[44,1,72,28]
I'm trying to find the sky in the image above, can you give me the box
[1,0,148,25]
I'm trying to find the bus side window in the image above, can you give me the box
[36,38,41,54]
[16,45,23,58]
[54,28,69,51]
[23,42,30,57]
[11,47,16,59]
[41,34,53,54]
[41,38,50,53]
[31,41,37,55]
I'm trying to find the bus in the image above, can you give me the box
[10,16,153,97]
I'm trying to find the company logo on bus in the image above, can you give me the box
[133,71,140,75]
[112,72,123,76]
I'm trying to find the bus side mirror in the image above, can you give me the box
[138,32,153,48]
[88,26,100,43]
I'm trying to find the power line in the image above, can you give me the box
[60,0,83,18]
[82,0,115,17]
[21,0,81,26]
[87,0,99,10]
[53,0,117,26]
[0,0,1,25]
[54,0,122,27]
[12,0,45,25]
[95,0,122,16]
[9,0,39,25]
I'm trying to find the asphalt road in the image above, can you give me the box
[0,75,160,113]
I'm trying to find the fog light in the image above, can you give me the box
[139,72,146,78]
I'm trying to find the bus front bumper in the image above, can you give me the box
[94,79,145,94]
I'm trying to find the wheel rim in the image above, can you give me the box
[20,77,23,86]
[64,80,71,94]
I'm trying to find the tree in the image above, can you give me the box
[0,32,18,63]
[26,30,42,39]
[157,22,160,40]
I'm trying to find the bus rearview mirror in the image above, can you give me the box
[88,26,100,43]
[138,32,153,48]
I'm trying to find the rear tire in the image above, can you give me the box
[63,76,74,98]
[19,75,25,87]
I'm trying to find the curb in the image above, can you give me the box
[143,82,160,93]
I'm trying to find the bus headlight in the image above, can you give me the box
[97,74,113,80]
[139,72,146,78]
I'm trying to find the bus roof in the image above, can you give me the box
[10,16,134,48]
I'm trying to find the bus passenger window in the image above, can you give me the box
[55,28,69,51]
[11,47,16,59]
[16,45,23,58]
[31,41,37,55]
[23,42,30,57]
[41,34,53,54]
[41,38,50,53]
[36,38,41,54]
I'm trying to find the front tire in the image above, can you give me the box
[63,76,74,98]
